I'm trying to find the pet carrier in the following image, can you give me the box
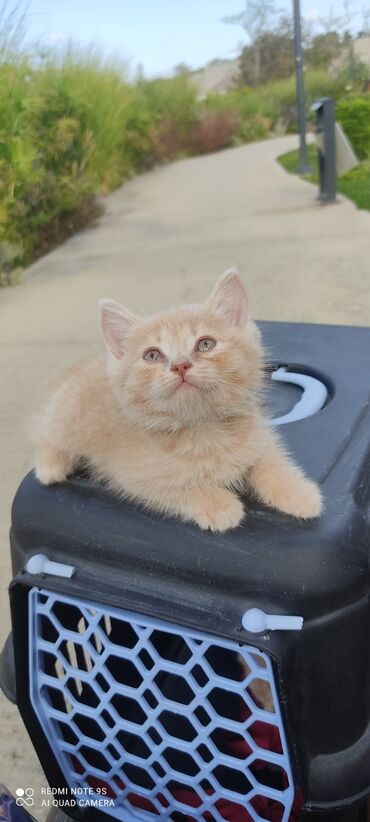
[1,321,370,822]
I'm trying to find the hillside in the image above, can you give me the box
[190,58,240,97]
[190,36,370,98]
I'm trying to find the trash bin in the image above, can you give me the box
[312,97,336,203]
[2,320,370,822]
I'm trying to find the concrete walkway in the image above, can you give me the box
[1,134,370,811]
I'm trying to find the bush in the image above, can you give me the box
[237,114,271,142]
[124,76,199,165]
[0,51,136,264]
[336,96,370,160]
[224,70,348,133]
[189,110,239,154]
[0,53,202,273]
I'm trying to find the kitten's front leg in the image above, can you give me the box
[177,486,245,532]
[35,441,74,485]
[248,438,322,520]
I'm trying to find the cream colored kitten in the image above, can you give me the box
[34,270,322,531]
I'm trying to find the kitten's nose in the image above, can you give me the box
[170,358,193,380]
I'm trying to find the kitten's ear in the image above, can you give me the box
[99,299,138,358]
[206,269,250,327]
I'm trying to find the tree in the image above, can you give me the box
[317,0,359,42]
[173,63,191,77]
[239,16,295,86]
[317,4,345,35]
[223,0,278,86]
[305,31,342,70]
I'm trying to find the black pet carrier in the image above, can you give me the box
[1,321,370,822]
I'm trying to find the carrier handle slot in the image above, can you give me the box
[270,367,328,426]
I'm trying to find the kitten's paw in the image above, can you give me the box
[36,463,68,485]
[270,478,322,520]
[194,489,245,532]
[35,445,71,486]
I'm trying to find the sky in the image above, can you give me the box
[23,0,366,77]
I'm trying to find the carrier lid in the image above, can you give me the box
[11,321,370,622]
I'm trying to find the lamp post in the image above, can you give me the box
[293,0,311,173]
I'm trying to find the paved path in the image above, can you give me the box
[1,135,370,812]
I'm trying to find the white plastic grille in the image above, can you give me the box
[29,588,295,821]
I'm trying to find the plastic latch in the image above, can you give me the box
[25,553,76,578]
[242,608,303,634]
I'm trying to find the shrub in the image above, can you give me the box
[124,76,199,166]
[336,96,370,160]
[237,114,271,142]
[189,110,239,154]
[147,117,188,163]
[228,70,348,132]
[139,75,198,133]
[0,51,202,273]
[337,53,370,90]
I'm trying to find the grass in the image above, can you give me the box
[277,145,370,211]
[337,160,370,209]
[278,144,317,178]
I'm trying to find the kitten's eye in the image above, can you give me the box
[196,337,216,352]
[143,348,163,362]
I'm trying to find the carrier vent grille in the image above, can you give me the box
[29,589,295,821]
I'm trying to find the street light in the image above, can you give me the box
[293,0,311,173]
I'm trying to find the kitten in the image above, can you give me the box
[34,270,322,531]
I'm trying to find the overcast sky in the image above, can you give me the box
[24,0,367,76]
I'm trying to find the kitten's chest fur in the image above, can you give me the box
[101,412,261,495]
[158,420,257,486]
